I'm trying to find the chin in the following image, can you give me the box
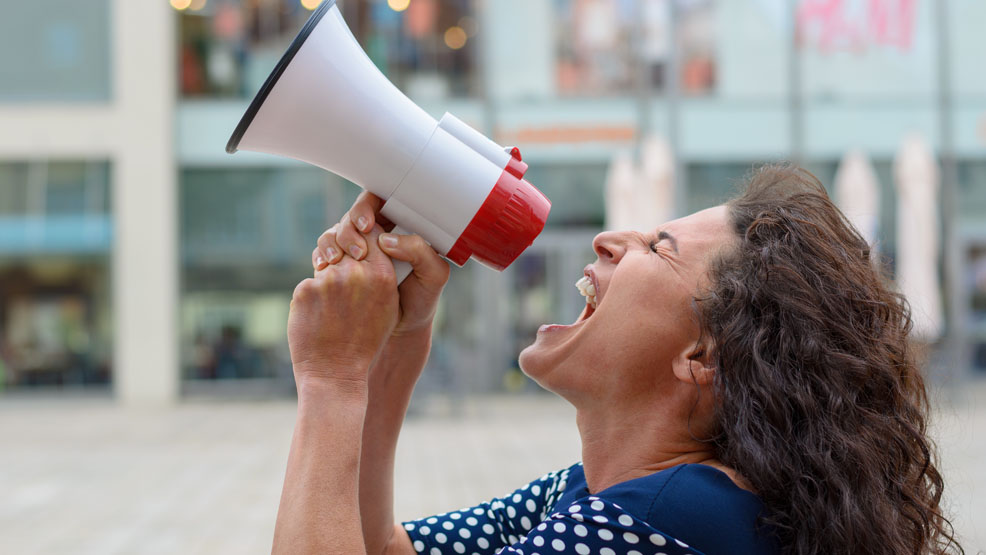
[517,337,570,394]
[518,342,551,385]
[517,343,539,379]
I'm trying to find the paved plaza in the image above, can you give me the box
[1,386,984,554]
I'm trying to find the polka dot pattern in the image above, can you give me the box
[402,463,701,555]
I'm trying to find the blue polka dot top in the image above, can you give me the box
[402,463,781,555]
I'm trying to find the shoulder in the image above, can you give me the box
[583,464,780,555]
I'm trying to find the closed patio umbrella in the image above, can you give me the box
[604,135,675,232]
[894,134,943,342]
[834,149,881,254]
[604,149,637,232]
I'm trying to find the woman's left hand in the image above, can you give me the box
[287,224,399,388]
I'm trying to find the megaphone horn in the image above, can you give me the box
[226,0,550,282]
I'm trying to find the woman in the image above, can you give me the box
[274,164,962,555]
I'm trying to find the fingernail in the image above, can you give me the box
[356,216,369,232]
[380,233,399,248]
[349,245,364,259]
[327,247,339,260]
[315,256,327,270]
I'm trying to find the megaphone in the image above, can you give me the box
[226,0,550,282]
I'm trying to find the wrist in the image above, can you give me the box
[294,364,371,403]
[386,324,433,347]
[390,320,434,342]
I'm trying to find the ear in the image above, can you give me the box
[671,340,715,387]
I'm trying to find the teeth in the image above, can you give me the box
[575,276,598,309]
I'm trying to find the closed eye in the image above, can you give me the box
[651,231,679,254]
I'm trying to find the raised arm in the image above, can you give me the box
[314,193,450,555]
[276,223,399,554]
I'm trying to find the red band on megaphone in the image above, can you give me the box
[446,169,551,271]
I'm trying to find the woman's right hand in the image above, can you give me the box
[312,192,451,339]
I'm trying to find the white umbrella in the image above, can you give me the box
[604,135,675,232]
[834,149,881,253]
[893,134,943,342]
[604,149,637,231]
[639,135,675,228]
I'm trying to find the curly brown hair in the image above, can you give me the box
[698,164,962,555]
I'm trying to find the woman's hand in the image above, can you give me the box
[312,192,450,338]
[288,223,399,387]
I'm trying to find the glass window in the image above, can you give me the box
[0,160,113,391]
[177,0,478,100]
[524,163,608,227]
[958,160,986,222]
[0,0,111,102]
[950,0,986,97]
[798,0,936,101]
[0,159,112,250]
[0,163,30,216]
[180,166,358,382]
[0,261,113,389]
[965,243,986,374]
[181,166,351,265]
[551,0,716,97]
[685,161,756,213]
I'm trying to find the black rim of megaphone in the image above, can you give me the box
[225,0,337,154]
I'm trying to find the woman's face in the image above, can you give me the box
[519,205,733,403]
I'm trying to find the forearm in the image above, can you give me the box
[360,328,433,555]
[273,377,369,555]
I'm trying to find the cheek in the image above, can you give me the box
[601,291,698,357]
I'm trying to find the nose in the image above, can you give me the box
[592,230,628,264]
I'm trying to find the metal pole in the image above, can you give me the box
[788,0,804,164]
[934,0,963,383]
[475,0,498,141]
[668,0,685,217]
[633,0,651,165]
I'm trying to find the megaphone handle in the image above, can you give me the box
[390,226,414,284]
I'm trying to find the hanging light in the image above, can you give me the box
[301,0,323,10]
[444,26,468,50]
[388,0,411,12]
[170,0,193,10]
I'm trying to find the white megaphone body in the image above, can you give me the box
[226,0,550,282]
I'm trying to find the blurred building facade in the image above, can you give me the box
[1,0,985,403]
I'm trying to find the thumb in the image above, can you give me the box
[377,232,450,290]
[361,224,396,276]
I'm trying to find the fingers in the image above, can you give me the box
[360,224,395,275]
[315,192,393,266]
[347,192,387,235]
[377,232,450,290]
[312,247,327,272]
[316,225,343,266]
[316,223,393,273]
[335,215,368,261]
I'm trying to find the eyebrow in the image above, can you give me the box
[657,231,679,254]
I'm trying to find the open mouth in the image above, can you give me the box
[537,269,602,334]
[574,271,600,322]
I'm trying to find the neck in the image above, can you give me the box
[575,398,718,494]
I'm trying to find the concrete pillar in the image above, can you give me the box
[111,0,178,405]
